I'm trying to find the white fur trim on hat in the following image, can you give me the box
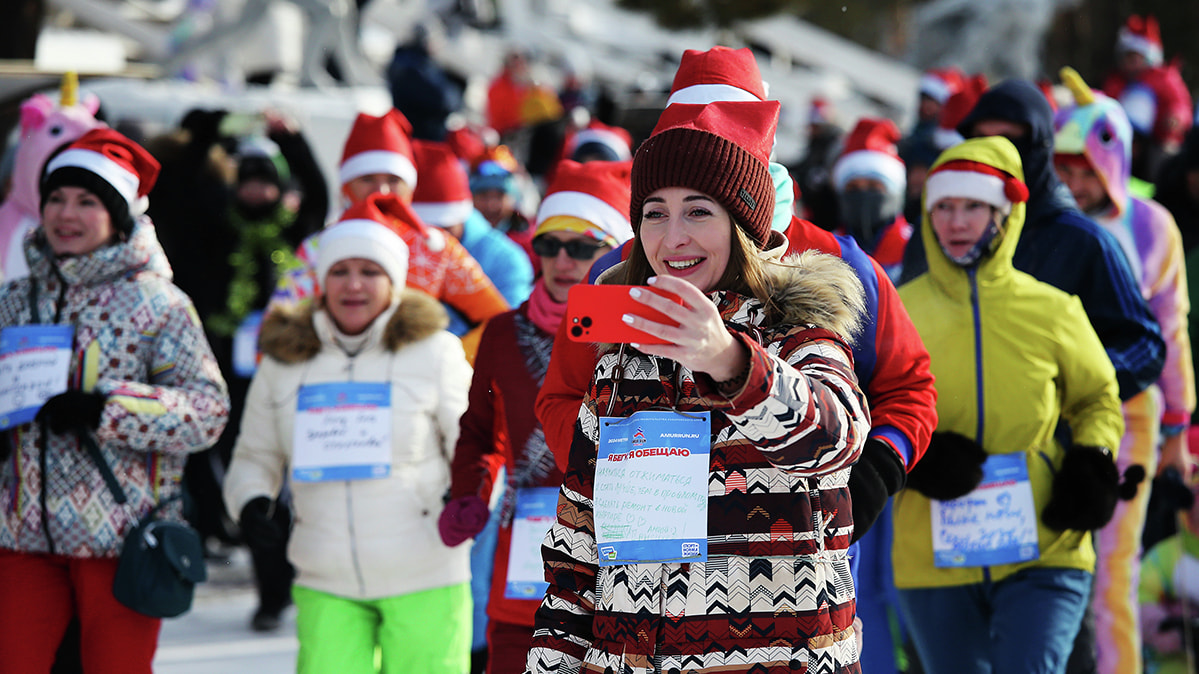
[536,190,634,244]
[316,219,410,289]
[925,169,1011,214]
[832,149,906,195]
[666,84,763,106]
[919,74,953,105]
[339,150,418,189]
[412,200,475,228]
[570,128,632,160]
[46,148,139,206]
[1118,30,1163,66]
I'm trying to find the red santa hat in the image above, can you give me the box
[832,117,906,197]
[339,109,418,189]
[666,46,767,106]
[925,158,1029,215]
[632,100,778,246]
[1118,15,1164,67]
[808,96,836,126]
[565,121,633,162]
[411,140,474,228]
[535,159,633,246]
[318,205,410,290]
[935,73,988,149]
[919,67,966,105]
[41,127,161,235]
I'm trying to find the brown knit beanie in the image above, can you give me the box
[631,100,779,247]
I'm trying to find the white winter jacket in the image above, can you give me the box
[224,290,472,599]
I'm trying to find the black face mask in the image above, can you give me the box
[838,189,890,246]
[234,198,280,221]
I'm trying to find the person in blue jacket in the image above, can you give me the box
[900,79,1165,404]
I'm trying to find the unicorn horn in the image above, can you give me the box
[60,71,79,107]
[1059,67,1095,106]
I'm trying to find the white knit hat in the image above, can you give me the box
[316,219,409,289]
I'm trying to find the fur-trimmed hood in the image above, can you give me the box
[259,289,450,364]
[596,246,865,343]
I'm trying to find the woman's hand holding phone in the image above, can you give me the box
[624,276,747,382]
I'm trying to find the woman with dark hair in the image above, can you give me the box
[524,101,871,673]
[0,128,230,673]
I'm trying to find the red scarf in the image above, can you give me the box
[526,278,567,335]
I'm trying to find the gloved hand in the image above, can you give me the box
[905,431,988,501]
[438,495,490,547]
[35,391,106,434]
[239,496,290,549]
[1042,446,1120,531]
[847,438,906,543]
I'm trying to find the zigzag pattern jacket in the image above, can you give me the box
[525,251,871,674]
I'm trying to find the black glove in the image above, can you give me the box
[1042,446,1120,531]
[847,438,906,543]
[905,431,988,501]
[239,496,290,549]
[35,391,106,434]
[0,433,11,463]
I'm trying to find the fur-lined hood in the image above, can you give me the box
[259,289,449,364]
[596,247,866,344]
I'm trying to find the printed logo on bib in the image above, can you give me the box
[594,410,710,566]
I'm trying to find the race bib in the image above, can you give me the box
[932,452,1040,568]
[292,382,392,482]
[504,487,558,600]
[0,325,73,429]
[594,410,710,566]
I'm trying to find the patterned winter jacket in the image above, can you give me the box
[525,250,872,674]
[0,220,229,557]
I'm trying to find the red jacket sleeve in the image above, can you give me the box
[536,319,599,471]
[866,257,938,469]
[450,317,509,500]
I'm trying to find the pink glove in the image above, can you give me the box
[438,495,490,547]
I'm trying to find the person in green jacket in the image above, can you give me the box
[893,136,1126,674]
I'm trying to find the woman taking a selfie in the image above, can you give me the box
[0,128,230,673]
[524,101,871,673]
[224,193,474,673]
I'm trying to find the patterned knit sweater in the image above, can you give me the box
[525,251,871,674]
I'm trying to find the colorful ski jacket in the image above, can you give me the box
[0,220,229,557]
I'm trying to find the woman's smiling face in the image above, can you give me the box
[638,187,732,293]
[41,186,115,256]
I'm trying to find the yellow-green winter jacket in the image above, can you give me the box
[893,136,1124,589]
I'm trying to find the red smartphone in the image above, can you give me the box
[565,285,684,344]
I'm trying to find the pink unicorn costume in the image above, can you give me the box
[1054,67,1197,674]
[0,73,102,281]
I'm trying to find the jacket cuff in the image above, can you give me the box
[694,331,772,411]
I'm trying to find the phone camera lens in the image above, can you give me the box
[571,326,583,337]
[581,317,593,327]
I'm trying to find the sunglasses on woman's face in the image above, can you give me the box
[532,236,608,261]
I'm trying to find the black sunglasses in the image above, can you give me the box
[531,236,608,260]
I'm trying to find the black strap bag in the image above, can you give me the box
[81,433,207,618]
